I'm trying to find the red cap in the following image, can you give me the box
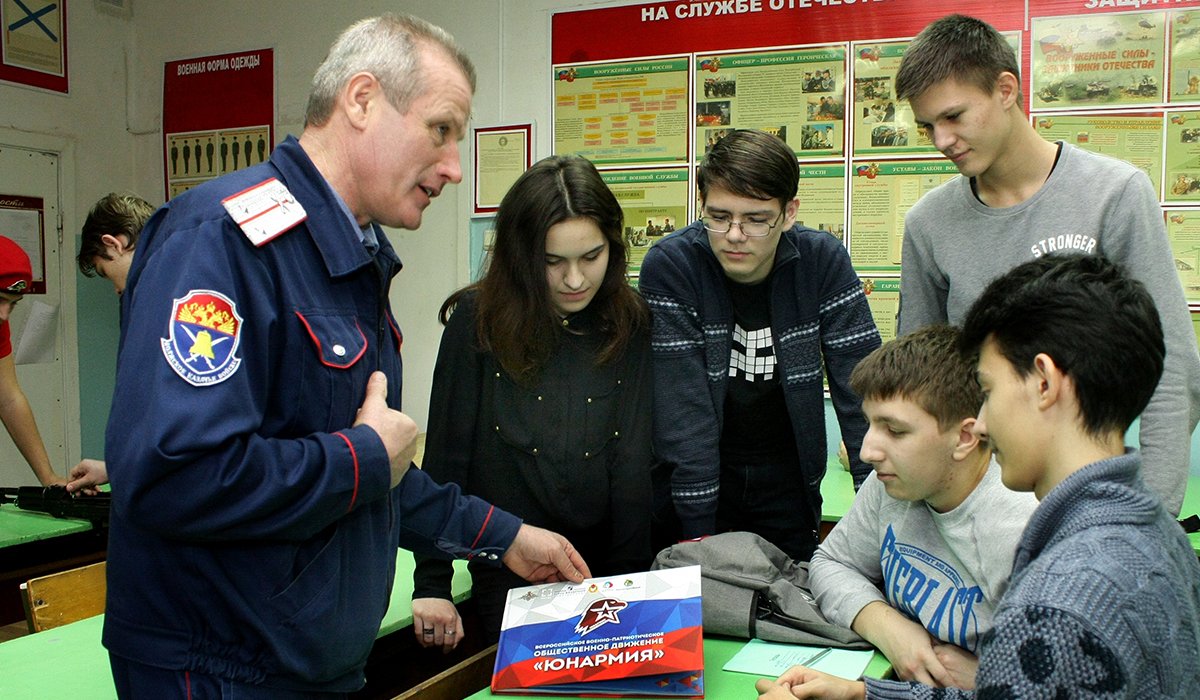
[0,236,32,294]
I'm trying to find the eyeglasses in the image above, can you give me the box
[700,209,784,238]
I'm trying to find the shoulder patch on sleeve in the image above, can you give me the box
[161,290,243,387]
[221,177,307,246]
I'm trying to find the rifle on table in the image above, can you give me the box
[0,485,110,528]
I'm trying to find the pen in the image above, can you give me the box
[800,647,832,668]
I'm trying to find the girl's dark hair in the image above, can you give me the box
[440,155,648,383]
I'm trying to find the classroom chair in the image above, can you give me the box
[20,560,106,633]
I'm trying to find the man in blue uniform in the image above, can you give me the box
[104,14,589,697]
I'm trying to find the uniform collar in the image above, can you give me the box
[272,136,401,278]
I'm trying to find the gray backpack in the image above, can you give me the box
[653,531,870,649]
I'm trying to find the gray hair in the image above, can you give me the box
[304,13,476,127]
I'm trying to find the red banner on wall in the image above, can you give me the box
[552,0,1020,65]
[162,48,274,200]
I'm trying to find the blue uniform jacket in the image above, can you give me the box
[103,136,521,692]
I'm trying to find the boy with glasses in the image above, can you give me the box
[640,129,880,561]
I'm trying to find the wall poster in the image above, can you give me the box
[795,163,846,244]
[1170,9,1200,104]
[0,0,66,93]
[1034,113,1164,195]
[1167,111,1200,203]
[1031,11,1167,110]
[162,49,274,200]
[1168,210,1200,305]
[553,58,690,165]
[860,276,900,344]
[469,215,497,283]
[849,41,929,157]
[599,167,690,279]
[694,46,846,158]
[848,160,958,273]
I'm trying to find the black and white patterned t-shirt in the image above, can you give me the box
[721,275,796,463]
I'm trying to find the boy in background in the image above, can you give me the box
[894,14,1200,515]
[66,192,157,493]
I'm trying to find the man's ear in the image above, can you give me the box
[1031,352,1065,410]
[339,72,383,131]
[995,71,1020,110]
[99,234,127,255]
[951,416,983,461]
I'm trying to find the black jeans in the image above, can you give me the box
[715,459,821,561]
[466,563,530,645]
[110,654,346,699]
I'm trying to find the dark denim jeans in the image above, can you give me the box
[715,459,821,561]
[110,654,347,699]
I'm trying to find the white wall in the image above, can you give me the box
[0,1,142,479]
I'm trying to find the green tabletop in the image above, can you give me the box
[0,550,470,699]
[820,460,857,524]
[465,636,891,699]
[0,614,110,698]
[0,504,92,549]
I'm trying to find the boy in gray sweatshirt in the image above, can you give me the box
[894,14,1200,515]
[810,325,1036,690]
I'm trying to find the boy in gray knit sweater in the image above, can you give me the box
[893,14,1200,516]
[757,254,1200,699]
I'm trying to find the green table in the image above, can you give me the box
[465,636,891,699]
[0,551,471,699]
[0,504,93,547]
[0,504,104,626]
[1179,476,1200,556]
[820,460,857,525]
